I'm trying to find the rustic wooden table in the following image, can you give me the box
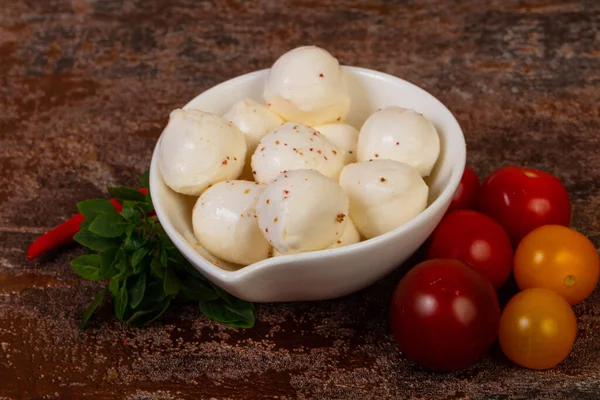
[1,1,599,399]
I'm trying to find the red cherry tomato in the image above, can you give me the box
[426,210,513,290]
[477,166,571,245]
[448,166,480,213]
[390,259,501,371]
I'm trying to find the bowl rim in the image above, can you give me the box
[150,66,466,283]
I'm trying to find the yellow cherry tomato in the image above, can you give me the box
[514,225,599,305]
[499,288,577,369]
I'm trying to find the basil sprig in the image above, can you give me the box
[70,172,255,329]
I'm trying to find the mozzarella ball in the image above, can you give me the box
[251,122,344,184]
[328,217,361,249]
[159,109,246,195]
[223,98,284,157]
[256,169,349,255]
[313,123,359,165]
[263,46,350,126]
[339,159,429,239]
[357,107,440,176]
[192,180,270,265]
[272,217,360,256]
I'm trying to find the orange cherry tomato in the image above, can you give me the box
[499,288,577,370]
[514,225,599,305]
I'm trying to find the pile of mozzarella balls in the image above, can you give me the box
[159,46,440,266]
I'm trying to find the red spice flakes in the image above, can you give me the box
[313,132,318,136]
[283,190,290,195]
[317,149,322,154]
[252,170,257,175]
[244,189,250,194]
[254,214,257,218]
[309,148,314,152]
[284,143,288,146]
[275,140,280,145]
[337,240,342,244]
[332,150,337,155]
[222,159,228,165]
[266,199,271,204]
[336,213,346,223]
[274,217,279,223]
[319,73,324,78]
[261,147,266,152]
[265,228,269,233]
[396,142,400,146]
[374,153,379,158]
[324,156,328,160]
[380,177,387,182]
[293,147,298,152]
[284,174,288,178]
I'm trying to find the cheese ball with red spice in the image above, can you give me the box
[251,122,344,184]
[339,159,429,239]
[192,180,270,265]
[256,169,349,255]
[159,109,246,195]
[272,217,360,256]
[223,98,284,160]
[313,123,359,165]
[263,46,350,126]
[357,106,440,177]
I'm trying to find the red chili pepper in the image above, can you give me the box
[27,188,148,260]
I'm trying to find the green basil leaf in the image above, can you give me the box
[125,224,134,237]
[150,256,165,279]
[109,277,121,298]
[74,230,120,252]
[181,277,218,302]
[199,298,255,328]
[114,278,128,320]
[144,280,166,302]
[89,213,128,238]
[108,186,146,203]
[129,271,146,309]
[77,199,117,220]
[144,190,153,208]
[121,202,138,221]
[128,297,171,326]
[159,249,168,267]
[163,268,181,296]
[100,248,119,279]
[124,232,146,251]
[131,247,149,270]
[79,288,106,330]
[79,219,92,232]
[139,171,150,189]
[70,255,102,281]
[178,259,206,279]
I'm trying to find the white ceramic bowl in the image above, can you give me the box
[149,66,466,303]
